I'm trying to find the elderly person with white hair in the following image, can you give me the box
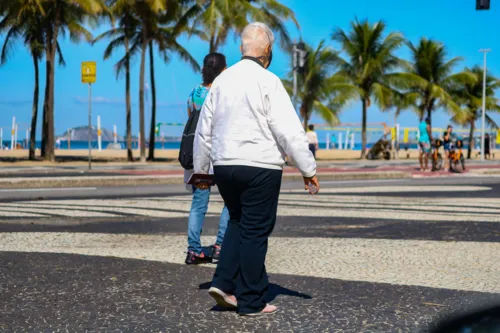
[194,22,319,316]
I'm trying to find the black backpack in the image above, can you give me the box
[178,94,202,170]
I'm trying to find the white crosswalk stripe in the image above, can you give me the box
[0,232,498,293]
[0,184,499,294]
[0,185,498,222]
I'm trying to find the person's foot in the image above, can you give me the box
[185,251,211,265]
[211,244,221,263]
[208,287,237,308]
[240,304,278,317]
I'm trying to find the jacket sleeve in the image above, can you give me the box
[267,78,317,178]
[193,91,213,174]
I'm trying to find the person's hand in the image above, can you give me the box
[303,175,320,194]
[195,182,210,190]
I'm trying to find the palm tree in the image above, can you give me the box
[0,0,65,161]
[94,0,139,162]
[145,5,199,161]
[184,0,299,53]
[406,38,471,126]
[125,0,166,162]
[40,0,107,161]
[116,1,199,161]
[332,19,421,158]
[283,41,347,129]
[450,66,500,159]
[385,90,420,124]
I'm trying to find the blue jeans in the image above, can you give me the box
[187,186,229,254]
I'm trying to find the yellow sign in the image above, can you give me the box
[497,130,500,144]
[391,128,396,140]
[403,129,409,143]
[81,61,96,83]
[97,129,101,136]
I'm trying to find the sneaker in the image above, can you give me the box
[211,244,222,263]
[185,251,211,265]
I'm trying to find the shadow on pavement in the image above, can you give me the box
[198,281,313,306]
[1,216,499,243]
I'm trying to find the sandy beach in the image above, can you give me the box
[0,147,493,166]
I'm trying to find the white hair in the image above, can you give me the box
[241,22,275,56]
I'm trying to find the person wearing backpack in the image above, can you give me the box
[179,53,229,265]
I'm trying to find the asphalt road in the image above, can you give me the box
[1,176,500,201]
[1,177,500,332]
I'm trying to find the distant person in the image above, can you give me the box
[194,22,318,316]
[443,125,454,171]
[183,53,229,265]
[306,124,319,159]
[331,133,337,149]
[56,138,61,149]
[485,133,491,160]
[418,117,432,171]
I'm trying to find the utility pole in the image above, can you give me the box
[292,41,308,122]
[81,61,96,170]
[88,83,92,169]
[292,43,298,112]
[479,48,491,162]
[476,0,490,9]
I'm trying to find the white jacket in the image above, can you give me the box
[194,59,316,178]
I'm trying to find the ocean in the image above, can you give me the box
[1,139,432,151]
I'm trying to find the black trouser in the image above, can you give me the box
[212,165,282,314]
[309,144,316,159]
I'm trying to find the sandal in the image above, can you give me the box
[240,304,278,317]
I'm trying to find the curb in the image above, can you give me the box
[469,169,500,175]
[0,171,412,189]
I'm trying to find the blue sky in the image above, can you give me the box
[0,0,499,139]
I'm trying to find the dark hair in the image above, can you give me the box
[425,117,430,124]
[308,124,314,131]
[447,125,453,129]
[202,53,226,85]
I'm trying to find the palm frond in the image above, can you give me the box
[0,25,20,65]
[313,100,340,127]
[56,41,65,66]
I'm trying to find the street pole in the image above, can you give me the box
[292,43,298,113]
[88,83,92,170]
[11,116,15,150]
[14,124,18,149]
[479,48,491,162]
[97,115,102,152]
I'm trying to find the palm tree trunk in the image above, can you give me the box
[41,33,51,159]
[427,108,432,130]
[43,16,59,162]
[125,36,133,162]
[41,112,46,157]
[45,37,56,161]
[29,56,40,161]
[209,32,216,53]
[300,103,308,130]
[467,119,475,159]
[147,41,157,161]
[138,36,147,162]
[41,35,50,158]
[360,98,367,159]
